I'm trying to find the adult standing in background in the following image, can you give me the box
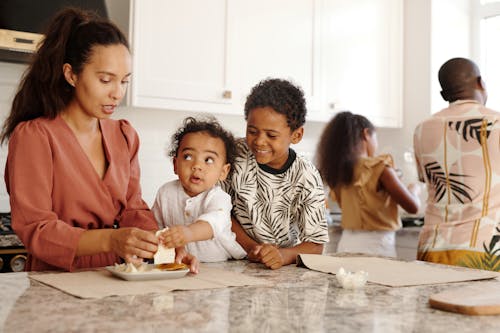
[414,57,500,271]
[0,7,198,272]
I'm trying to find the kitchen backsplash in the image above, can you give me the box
[0,61,417,211]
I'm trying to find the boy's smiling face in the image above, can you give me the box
[246,107,303,169]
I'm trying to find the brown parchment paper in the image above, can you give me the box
[30,265,271,299]
[297,254,500,287]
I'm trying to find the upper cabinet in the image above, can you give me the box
[226,0,320,113]
[131,0,230,114]
[130,0,402,127]
[318,0,403,127]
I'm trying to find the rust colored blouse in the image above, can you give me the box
[5,116,157,271]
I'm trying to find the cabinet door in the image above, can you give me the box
[131,0,318,116]
[0,62,26,211]
[131,0,234,113]
[227,0,319,115]
[319,0,403,127]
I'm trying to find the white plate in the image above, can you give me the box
[105,264,190,281]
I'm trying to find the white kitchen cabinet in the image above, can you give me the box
[0,62,27,212]
[130,0,402,127]
[318,0,403,127]
[226,0,320,113]
[131,0,317,116]
[130,0,232,114]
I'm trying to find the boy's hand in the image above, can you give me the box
[247,244,262,262]
[160,226,193,248]
[259,244,285,269]
[250,243,284,269]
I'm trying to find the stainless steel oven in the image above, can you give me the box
[0,213,27,272]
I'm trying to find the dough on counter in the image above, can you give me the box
[114,262,149,273]
[154,228,175,264]
[336,267,368,289]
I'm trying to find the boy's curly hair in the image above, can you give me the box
[169,116,237,167]
[244,78,307,131]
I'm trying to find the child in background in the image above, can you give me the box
[316,111,420,257]
[152,117,246,262]
[223,78,329,269]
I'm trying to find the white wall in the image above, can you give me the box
[0,0,474,210]
[374,0,432,184]
[431,0,473,113]
[376,0,473,184]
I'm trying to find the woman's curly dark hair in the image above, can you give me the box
[244,78,306,131]
[169,116,237,167]
[316,111,374,188]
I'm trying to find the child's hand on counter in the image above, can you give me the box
[248,243,285,270]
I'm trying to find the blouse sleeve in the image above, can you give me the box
[356,154,395,199]
[6,122,84,270]
[362,154,394,183]
[117,120,158,231]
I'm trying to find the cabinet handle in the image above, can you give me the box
[222,90,232,99]
[329,102,335,109]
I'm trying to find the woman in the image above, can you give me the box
[0,7,198,272]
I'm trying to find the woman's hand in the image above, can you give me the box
[109,227,158,264]
[175,246,199,274]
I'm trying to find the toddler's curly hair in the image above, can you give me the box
[169,116,237,167]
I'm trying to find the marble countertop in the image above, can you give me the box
[327,224,421,235]
[1,258,500,333]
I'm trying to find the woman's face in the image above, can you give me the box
[65,44,131,119]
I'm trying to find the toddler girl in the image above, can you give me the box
[316,111,420,257]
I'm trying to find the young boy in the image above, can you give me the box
[223,78,329,269]
[153,117,246,262]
